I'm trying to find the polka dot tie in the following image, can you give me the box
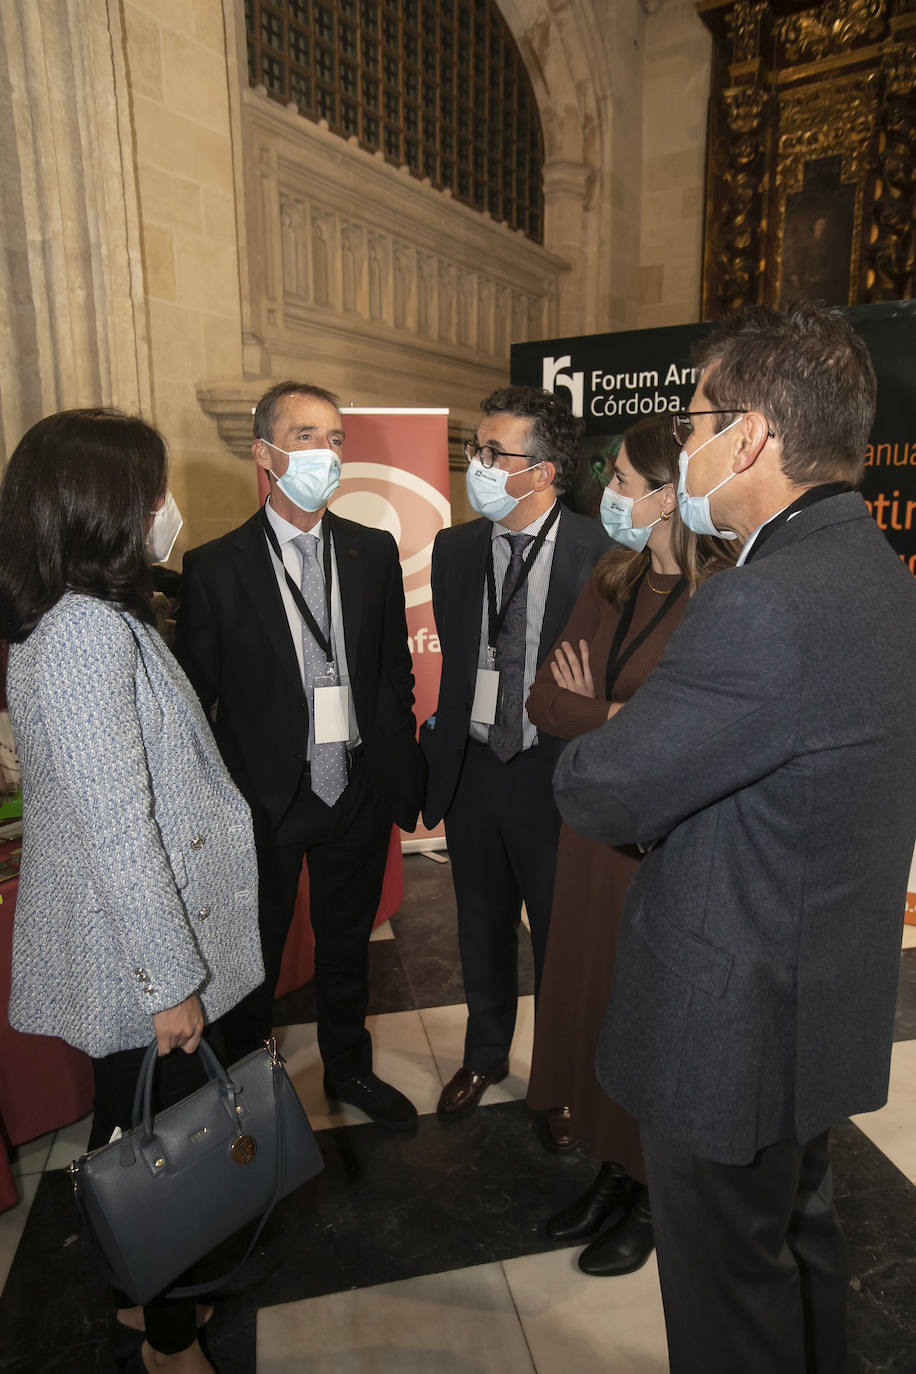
[294,533,348,807]
[489,531,534,763]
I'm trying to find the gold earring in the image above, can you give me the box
[660,510,672,521]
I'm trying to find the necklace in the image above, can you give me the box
[646,571,674,594]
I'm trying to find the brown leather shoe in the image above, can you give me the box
[437,1062,509,1119]
[545,1105,581,1153]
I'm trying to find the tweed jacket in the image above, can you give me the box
[7,593,264,1057]
[421,505,611,827]
[554,492,916,1165]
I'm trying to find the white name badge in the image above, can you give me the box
[314,683,350,743]
[471,668,500,725]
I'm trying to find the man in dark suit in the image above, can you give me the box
[424,386,610,1122]
[555,303,916,1372]
[175,382,426,1130]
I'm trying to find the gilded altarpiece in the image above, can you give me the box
[699,0,916,319]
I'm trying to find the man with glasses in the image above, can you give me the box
[555,302,916,1373]
[422,385,609,1121]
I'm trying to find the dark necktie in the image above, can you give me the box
[489,531,534,763]
[293,533,347,806]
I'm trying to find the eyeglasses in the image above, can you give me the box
[672,411,775,446]
[464,441,530,469]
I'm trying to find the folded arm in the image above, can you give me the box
[553,572,802,846]
[527,576,615,740]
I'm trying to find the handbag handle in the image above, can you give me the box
[131,1038,238,1141]
[167,1038,290,1300]
[77,1039,296,1302]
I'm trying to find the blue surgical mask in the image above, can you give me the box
[600,483,667,552]
[263,440,341,512]
[465,456,541,522]
[676,418,742,539]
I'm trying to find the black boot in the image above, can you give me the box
[545,1162,634,1242]
[577,1184,654,1276]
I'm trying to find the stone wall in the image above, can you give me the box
[122,0,257,554]
[0,0,150,458]
[0,0,714,546]
[638,0,711,329]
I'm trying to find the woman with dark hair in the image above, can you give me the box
[526,413,735,1276]
[0,410,264,1374]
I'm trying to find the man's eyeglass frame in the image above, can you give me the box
[672,410,775,446]
[464,441,532,469]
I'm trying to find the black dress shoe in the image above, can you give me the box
[545,1161,634,1242]
[577,1186,654,1276]
[545,1105,581,1153]
[324,1072,418,1131]
[436,1062,509,1119]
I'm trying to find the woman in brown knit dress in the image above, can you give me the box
[526,413,735,1276]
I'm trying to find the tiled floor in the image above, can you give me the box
[2,857,915,1373]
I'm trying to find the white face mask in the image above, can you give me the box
[263,440,342,513]
[600,483,667,552]
[465,457,541,522]
[144,491,183,563]
[676,417,743,539]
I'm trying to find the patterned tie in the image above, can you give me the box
[294,533,348,807]
[489,531,534,763]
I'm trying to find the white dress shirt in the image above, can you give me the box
[263,499,360,748]
[470,500,559,749]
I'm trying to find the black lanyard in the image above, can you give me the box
[261,505,335,666]
[743,483,852,564]
[604,571,687,700]
[485,502,561,654]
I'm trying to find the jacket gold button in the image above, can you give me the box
[198,907,210,919]
[190,835,206,850]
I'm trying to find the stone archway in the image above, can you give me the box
[498,0,645,334]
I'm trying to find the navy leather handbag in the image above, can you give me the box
[68,1038,323,1305]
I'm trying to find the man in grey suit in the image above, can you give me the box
[554,302,916,1373]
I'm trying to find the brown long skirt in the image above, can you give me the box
[527,821,647,1184]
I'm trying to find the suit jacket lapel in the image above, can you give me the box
[747,490,867,564]
[327,511,364,674]
[234,510,303,696]
[455,520,491,684]
[538,506,581,664]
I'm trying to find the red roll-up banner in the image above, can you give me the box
[331,408,450,852]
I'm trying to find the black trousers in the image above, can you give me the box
[90,1046,210,1355]
[217,755,391,1081]
[444,740,561,1073]
[642,1127,847,1374]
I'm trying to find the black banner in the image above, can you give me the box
[511,301,916,574]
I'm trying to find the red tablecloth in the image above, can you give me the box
[0,849,95,1212]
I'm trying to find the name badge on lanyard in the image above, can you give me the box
[314,668,350,743]
[471,504,561,726]
[471,653,500,725]
[260,508,351,743]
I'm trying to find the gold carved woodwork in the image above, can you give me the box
[775,1,886,64]
[866,44,916,301]
[699,0,916,318]
[716,86,771,315]
[726,1,769,63]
